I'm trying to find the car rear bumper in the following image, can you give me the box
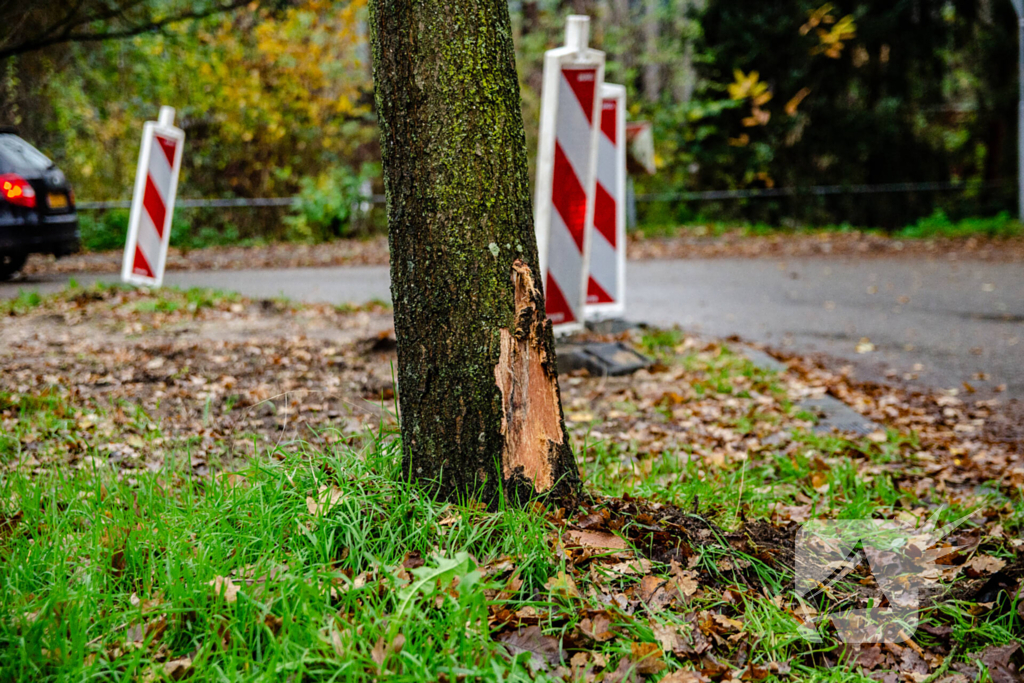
[0,212,80,256]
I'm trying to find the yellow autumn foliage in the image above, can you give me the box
[727,69,771,103]
[801,4,857,59]
[193,0,371,194]
[45,0,373,201]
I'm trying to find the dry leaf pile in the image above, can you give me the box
[0,286,397,475]
[766,346,1024,504]
[23,236,392,276]
[476,491,1022,682]
[628,230,1024,263]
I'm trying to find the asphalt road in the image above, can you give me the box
[4,257,1022,402]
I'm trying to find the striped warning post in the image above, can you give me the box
[534,15,605,334]
[546,66,597,326]
[586,83,627,319]
[122,106,184,287]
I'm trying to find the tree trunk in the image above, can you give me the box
[368,0,581,506]
[522,1,541,35]
[642,0,661,101]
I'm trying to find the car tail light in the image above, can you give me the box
[68,186,75,206]
[0,173,36,208]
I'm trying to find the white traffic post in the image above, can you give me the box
[585,83,627,320]
[122,106,185,287]
[534,15,605,334]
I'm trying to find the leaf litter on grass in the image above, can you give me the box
[0,283,1021,682]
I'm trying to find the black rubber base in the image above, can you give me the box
[556,341,652,377]
[584,318,641,334]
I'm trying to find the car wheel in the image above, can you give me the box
[0,252,28,281]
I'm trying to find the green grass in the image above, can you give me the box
[0,281,242,320]
[0,434,560,682]
[3,421,1019,682]
[635,210,1023,241]
[0,290,42,316]
[634,220,878,240]
[0,434,852,682]
[895,209,1023,239]
[127,286,241,315]
[334,298,393,314]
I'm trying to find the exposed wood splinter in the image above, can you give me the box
[494,259,563,491]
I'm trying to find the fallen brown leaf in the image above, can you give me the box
[638,575,678,612]
[263,614,283,636]
[660,670,708,683]
[164,656,192,681]
[966,554,1007,576]
[976,642,1023,683]
[496,625,562,672]
[604,656,639,683]
[207,576,240,603]
[306,485,344,516]
[669,560,699,597]
[566,529,629,550]
[579,611,618,642]
[371,633,406,670]
[0,511,23,540]
[545,571,580,600]
[711,613,744,633]
[630,641,666,674]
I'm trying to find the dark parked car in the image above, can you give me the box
[0,129,79,280]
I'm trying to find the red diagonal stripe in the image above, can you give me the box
[545,273,575,325]
[156,135,177,167]
[143,176,167,238]
[587,276,615,304]
[562,68,597,124]
[593,182,616,248]
[600,98,617,144]
[133,245,154,278]
[552,141,586,252]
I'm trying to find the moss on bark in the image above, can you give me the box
[369,0,580,506]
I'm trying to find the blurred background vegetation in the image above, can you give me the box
[1,0,1020,249]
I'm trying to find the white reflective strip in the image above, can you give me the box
[547,207,584,319]
[555,71,595,186]
[136,210,163,272]
[588,220,618,299]
[147,146,173,202]
[596,135,620,201]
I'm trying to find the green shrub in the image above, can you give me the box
[79,209,205,252]
[169,220,241,251]
[284,164,378,243]
[80,207,255,252]
[896,210,1023,239]
[78,209,130,251]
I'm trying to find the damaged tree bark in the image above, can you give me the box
[369,0,581,505]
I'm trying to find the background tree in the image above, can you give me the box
[0,0,266,61]
[1,0,377,246]
[368,0,580,505]
[5,0,1021,241]
[629,0,1013,228]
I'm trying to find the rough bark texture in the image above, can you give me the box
[369,0,581,506]
[642,0,661,101]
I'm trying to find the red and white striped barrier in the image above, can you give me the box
[585,83,626,319]
[122,106,184,287]
[534,15,605,334]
